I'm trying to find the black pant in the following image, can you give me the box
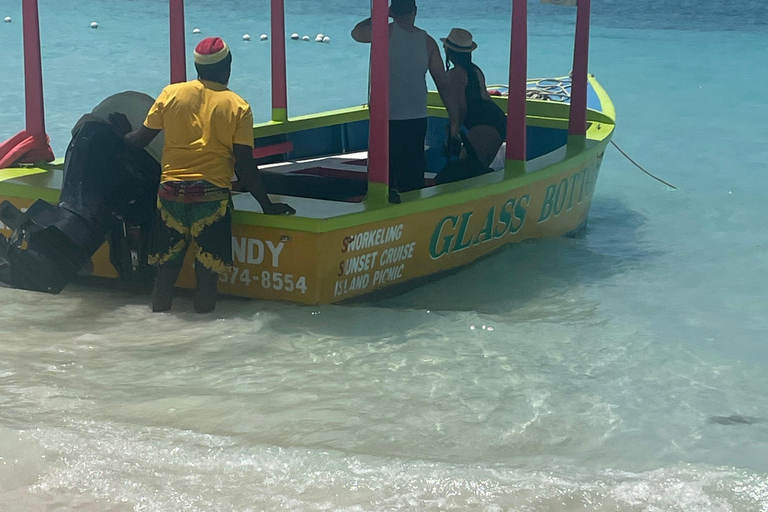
[389,118,427,192]
[435,132,493,185]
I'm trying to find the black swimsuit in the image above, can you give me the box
[435,66,507,186]
[464,65,507,139]
[465,97,507,140]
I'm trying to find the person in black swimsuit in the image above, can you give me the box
[436,28,507,185]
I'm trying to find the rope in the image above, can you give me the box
[611,140,677,190]
[489,76,574,102]
[525,77,573,102]
[488,78,677,190]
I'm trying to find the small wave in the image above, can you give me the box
[16,421,768,512]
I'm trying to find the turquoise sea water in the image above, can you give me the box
[2,1,768,510]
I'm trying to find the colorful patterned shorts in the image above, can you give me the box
[148,180,232,274]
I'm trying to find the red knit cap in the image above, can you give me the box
[193,37,230,65]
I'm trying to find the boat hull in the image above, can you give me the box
[0,76,614,304]
[0,145,604,304]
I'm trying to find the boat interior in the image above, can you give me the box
[255,109,568,203]
[237,86,611,220]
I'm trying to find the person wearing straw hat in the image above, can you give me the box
[436,28,507,185]
[114,36,294,313]
[352,0,450,198]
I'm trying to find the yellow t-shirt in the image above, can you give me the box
[144,79,254,189]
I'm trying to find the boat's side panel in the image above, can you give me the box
[197,224,321,303]
[318,149,605,303]
[0,193,323,302]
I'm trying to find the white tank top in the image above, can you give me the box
[388,22,428,120]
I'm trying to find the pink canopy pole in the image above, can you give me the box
[0,0,54,167]
[169,0,187,84]
[270,0,288,121]
[505,0,527,170]
[568,0,591,137]
[22,0,46,137]
[367,0,389,195]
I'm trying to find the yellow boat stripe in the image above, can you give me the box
[0,167,47,183]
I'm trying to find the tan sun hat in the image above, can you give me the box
[440,28,477,53]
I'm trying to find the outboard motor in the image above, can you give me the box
[0,121,160,293]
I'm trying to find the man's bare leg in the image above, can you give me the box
[193,261,218,314]
[152,264,183,312]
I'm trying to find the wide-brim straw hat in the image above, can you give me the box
[440,28,477,53]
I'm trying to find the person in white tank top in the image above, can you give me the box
[352,0,450,198]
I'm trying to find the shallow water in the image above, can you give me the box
[2,1,768,510]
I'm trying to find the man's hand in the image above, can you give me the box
[444,134,462,158]
[108,112,132,136]
[233,144,296,215]
[262,202,296,215]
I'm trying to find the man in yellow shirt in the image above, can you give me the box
[116,37,293,313]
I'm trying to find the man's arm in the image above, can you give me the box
[352,15,395,43]
[426,36,461,138]
[126,125,161,148]
[233,144,295,215]
[427,35,449,101]
[109,113,160,148]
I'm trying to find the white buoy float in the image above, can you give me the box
[322,36,330,44]
[315,33,324,42]
[301,35,310,41]
[290,33,300,40]
[192,28,201,34]
[90,21,98,29]
[242,33,251,41]
[260,33,268,41]
[3,16,11,23]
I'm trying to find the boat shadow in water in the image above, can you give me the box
[260,197,660,338]
[368,196,658,316]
